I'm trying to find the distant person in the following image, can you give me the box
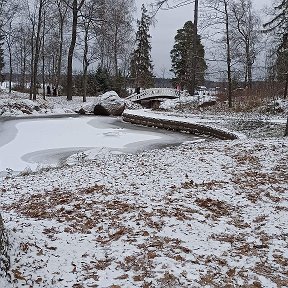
[47,85,51,96]
[52,87,57,96]
[135,87,140,94]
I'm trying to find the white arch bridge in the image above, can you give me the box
[126,88,183,103]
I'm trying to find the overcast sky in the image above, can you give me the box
[135,0,273,79]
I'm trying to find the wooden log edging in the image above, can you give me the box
[0,212,10,278]
[122,112,240,140]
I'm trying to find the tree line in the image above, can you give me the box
[0,0,136,101]
[156,0,288,105]
[0,0,287,107]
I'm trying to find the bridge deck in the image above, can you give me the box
[126,88,180,102]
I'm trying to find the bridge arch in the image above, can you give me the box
[126,88,181,103]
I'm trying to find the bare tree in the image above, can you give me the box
[2,0,20,93]
[15,26,29,90]
[5,21,15,93]
[64,0,85,101]
[224,0,233,108]
[77,0,100,101]
[191,0,199,95]
[54,0,68,95]
[109,0,135,76]
[23,0,47,100]
[93,0,134,76]
[205,0,233,107]
[230,0,260,89]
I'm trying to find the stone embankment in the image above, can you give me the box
[0,213,10,278]
[122,112,240,140]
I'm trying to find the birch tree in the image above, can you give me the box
[205,0,233,107]
[230,0,260,89]
[94,0,134,75]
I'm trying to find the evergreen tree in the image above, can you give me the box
[111,70,127,97]
[264,0,288,99]
[264,0,288,134]
[170,21,206,94]
[276,48,288,82]
[94,66,111,93]
[264,0,288,48]
[130,4,154,88]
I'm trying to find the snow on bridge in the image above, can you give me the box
[126,87,219,103]
[126,88,181,102]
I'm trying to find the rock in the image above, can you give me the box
[98,91,125,116]
[79,102,96,114]
[79,91,125,116]
[78,107,86,115]
[20,108,32,114]
[266,101,285,114]
[93,104,110,116]
[0,213,10,277]
[198,100,216,108]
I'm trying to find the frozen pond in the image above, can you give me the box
[0,115,204,174]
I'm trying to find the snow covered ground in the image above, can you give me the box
[0,91,288,287]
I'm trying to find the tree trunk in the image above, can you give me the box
[32,0,44,101]
[29,27,35,100]
[56,19,64,95]
[284,116,288,136]
[20,35,27,91]
[190,0,199,96]
[82,28,89,102]
[224,0,233,108]
[67,0,85,101]
[6,23,12,94]
[0,213,10,277]
[66,3,77,101]
[246,43,253,90]
[283,72,288,99]
[114,26,118,76]
[8,44,12,94]
[42,10,46,100]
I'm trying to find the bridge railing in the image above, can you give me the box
[126,88,179,102]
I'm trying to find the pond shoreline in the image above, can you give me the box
[123,111,243,140]
[0,115,204,174]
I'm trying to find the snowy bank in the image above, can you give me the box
[0,138,287,287]
[0,91,288,287]
[123,109,245,140]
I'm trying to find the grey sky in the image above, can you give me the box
[135,0,272,78]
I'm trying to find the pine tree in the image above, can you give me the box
[264,0,288,99]
[276,48,288,82]
[264,0,288,47]
[130,4,154,88]
[170,21,206,95]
